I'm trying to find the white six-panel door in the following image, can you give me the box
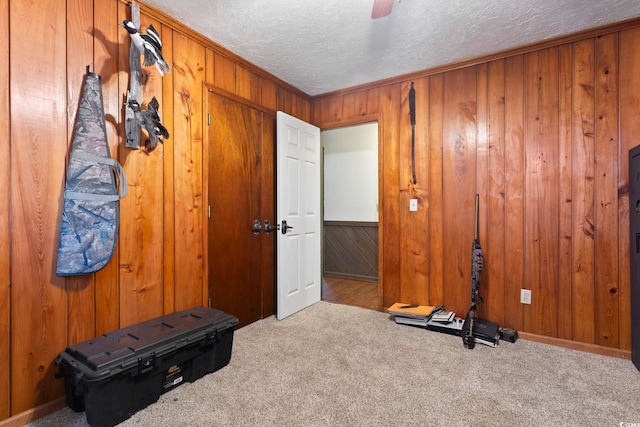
[276,111,321,320]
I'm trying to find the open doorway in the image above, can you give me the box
[321,122,380,310]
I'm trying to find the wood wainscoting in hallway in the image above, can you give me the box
[322,276,379,311]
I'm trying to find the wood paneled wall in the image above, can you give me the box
[311,22,640,356]
[0,0,310,422]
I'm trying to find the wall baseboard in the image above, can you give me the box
[323,272,378,282]
[518,332,632,360]
[0,397,66,427]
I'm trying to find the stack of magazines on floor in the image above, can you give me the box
[467,317,500,347]
[387,303,443,328]
[426,310,499,347]
[426,310,465,336]
[388,302,500,347]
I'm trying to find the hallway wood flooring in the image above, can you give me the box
[322,276,380,311]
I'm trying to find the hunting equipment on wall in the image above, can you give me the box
[56,71,128,275]
[409,82,416,184]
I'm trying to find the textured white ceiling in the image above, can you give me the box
[139,0,640,96]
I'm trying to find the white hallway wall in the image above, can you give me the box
[322,122,378,222]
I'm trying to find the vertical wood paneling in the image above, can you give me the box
[161,23,176,315]
[66,0,96,346]
[343,93,356,120]
[398,80,412,302]
[428,74,444,306]
[367,88,379,116]
[260,113,276,318]
[414,77,430,303]
[94,0,121,336]
[380,84,401,308]
[618,27,640,351]
[296,94,312,122]
[250,71,261,105]
[118,12,166,327]
[310,21,639,355]
[260,77,277,111]
[277,87,292,115]
[399,78,428,304]
[1,0,312,421]
[523,48,560,337]
[320,96,344,124]
[355,90,368,116]
[0,0,9,419]
[10,0,67,413]
[290,92,300,118]
[442,67,477,316]
[116,0,132,325]
[173,32,205,311]
[486,60,506,325]
[475,64,489,319]
[205,48,215,84]
[571,40,596,343]
[311,99,321,125]
[557,44,574,340]
[235,63,252,99]
[314,96,330,124]
[502,55,525,331]
[214,52,235,93]
[289,92,299,117]
[594,34,619,347]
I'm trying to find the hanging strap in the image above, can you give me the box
[64,152,128,202]
[409,82,416,185]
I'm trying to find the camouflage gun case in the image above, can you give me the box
[56,72,127,276]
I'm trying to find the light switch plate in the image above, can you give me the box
[409,199,418,211]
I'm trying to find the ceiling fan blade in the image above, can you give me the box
[371,0,394,19]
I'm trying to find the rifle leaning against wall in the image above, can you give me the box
[461,194,483,349]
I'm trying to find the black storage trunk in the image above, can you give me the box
[630,144,640,371]
[55,306,238,427]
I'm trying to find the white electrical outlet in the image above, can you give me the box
[520,289,532,305]
[409,198,418,211]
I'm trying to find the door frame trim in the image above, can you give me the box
[319,114,383,311]
[204,83,276,116]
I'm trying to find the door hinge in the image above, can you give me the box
[208,205,211,218]
[207,113,211,126]
[208,297,211,307]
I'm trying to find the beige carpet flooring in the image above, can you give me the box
[27,301,640,427]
